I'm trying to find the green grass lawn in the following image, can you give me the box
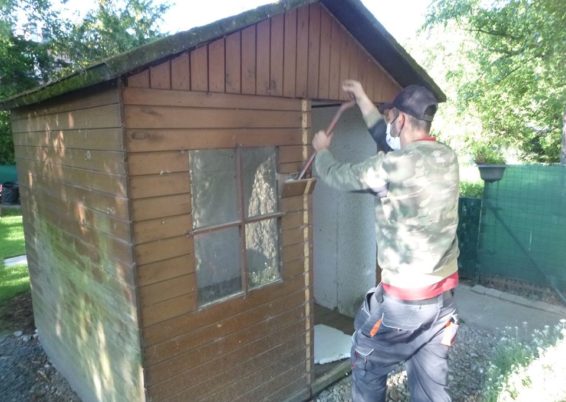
[0,208,29,304]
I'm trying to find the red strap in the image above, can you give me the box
[417,136,436,142]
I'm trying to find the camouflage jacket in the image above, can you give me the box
[314,134,460,299]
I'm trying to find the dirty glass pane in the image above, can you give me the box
[189,150,237,229]
[246,219,280,289]
[195,227,242,305]
[242,147,278,218]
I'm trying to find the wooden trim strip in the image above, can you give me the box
[123,87,302,110]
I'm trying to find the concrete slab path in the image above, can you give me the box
[3,255,27,268]
[455,284,566,336]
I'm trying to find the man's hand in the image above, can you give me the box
[342,80,368,103]
[312,130,333,152]
[342,79,380,127]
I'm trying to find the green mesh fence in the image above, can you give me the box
[457,197,481,280]
[477,165,566,291]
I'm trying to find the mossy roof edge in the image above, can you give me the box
[0,0,446,109]
[0,0,316,109]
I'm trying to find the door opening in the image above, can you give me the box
[310,102,378,385]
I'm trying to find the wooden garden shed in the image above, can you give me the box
[0,0,445,401]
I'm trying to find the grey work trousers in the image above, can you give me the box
[351,285,458,402]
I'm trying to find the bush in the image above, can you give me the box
[483,321,566,401]
[460,181,484,198]
[472,143,506,165]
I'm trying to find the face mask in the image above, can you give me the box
[386,123,401,150]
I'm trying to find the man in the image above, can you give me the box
[313,80,460,402]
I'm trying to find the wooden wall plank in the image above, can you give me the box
[123,87,302,110]
[15,145,126,175]
[348,37,359,83]
[19,185,131,240]
[127,70,150,88]
[171,53,190,91]
[135,235,194,266]
[12,104,121,133]
[22,209,134,288]
[270,14,284,96]
[163,327,306,401]
[328,19,341,100]
[295,5,309,98]
[144,288,305,367]
[127,151,188,176]
[318,8,332,100]
[139,274,195,307]
[241,25,256,95]
[372,63,384,102]
[225,32,241,94]
[125,106,302,129]
[19,184,128,234]
[208,38,225,92]
[127,128,303,152]
[133,214,192,244]
[148,318,305,400]
[256,20,271,95]
[13,128,123,151]
[278,145,308,164]
[190,46,208,92]
[132,194,191,222]
[17,158,127,197]
[14,85,141,402]
[192,347,306,402]
[150,61,171,90]
[143,272,306,346]
[142,292,196,327]
[129,173,190,199]
[364,55,375,101]
[338,24,350,101]
[307,3,321,98]
[147,314,305,390]
[12,87,119,118]
[137,254,194,287]
[283,9,297,98]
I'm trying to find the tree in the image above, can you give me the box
[57,0,169,74]
[0,0,169,164]
[425,0,566,162]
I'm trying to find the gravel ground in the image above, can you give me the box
[0,331,80,402]
[315,324,498,402]
[0,292,80,402]
[0,287,560,402]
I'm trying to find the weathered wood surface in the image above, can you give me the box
[11,87,144,402]
[124,88,313,400]
[125,4,400,102]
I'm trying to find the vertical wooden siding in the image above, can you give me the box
[10,86,144,402]
[126,3,400,102]
[123,88,312,401]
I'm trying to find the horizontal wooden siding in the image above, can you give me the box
[124,88,313,401]
[11,85,144,402]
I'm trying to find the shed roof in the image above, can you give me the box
[0,0,445,109]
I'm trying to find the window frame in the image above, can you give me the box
[188,146,285,306]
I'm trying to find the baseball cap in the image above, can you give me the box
[383,85,438,122]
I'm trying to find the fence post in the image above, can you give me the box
[561,108,566,165]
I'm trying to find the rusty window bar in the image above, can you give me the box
[187,211,285,237]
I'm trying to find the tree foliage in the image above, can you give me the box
[0,0,169,164]
[425,0,566,162]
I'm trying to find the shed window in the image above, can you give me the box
[189,147,282,306]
